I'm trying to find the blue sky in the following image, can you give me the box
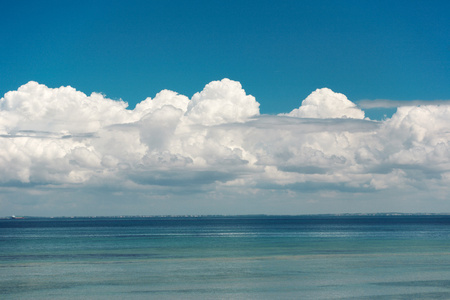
[2,0,449,116]
[1,1,450,216]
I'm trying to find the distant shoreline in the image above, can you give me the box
[2,212,450,220]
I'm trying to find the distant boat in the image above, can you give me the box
[11,215,24,219]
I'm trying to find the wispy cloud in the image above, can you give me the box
[358,99,450,109]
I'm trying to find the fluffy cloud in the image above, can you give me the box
[0,81,133,134]
[1,79,450,214]
[285,88,365,119]
[185,78,260,125]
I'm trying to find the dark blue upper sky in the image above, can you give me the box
[1,0,449,114]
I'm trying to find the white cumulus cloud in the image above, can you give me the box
[0,81,133,134]
[1,79,450,215]
[285,88,365,119]
[185,78,260,125]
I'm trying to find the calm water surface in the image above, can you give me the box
[1,215,450,299]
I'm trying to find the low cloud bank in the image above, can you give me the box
[1,79,450,209]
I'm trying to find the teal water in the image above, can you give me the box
[1,215,450,299]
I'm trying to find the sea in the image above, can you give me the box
[1,215,450,299]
